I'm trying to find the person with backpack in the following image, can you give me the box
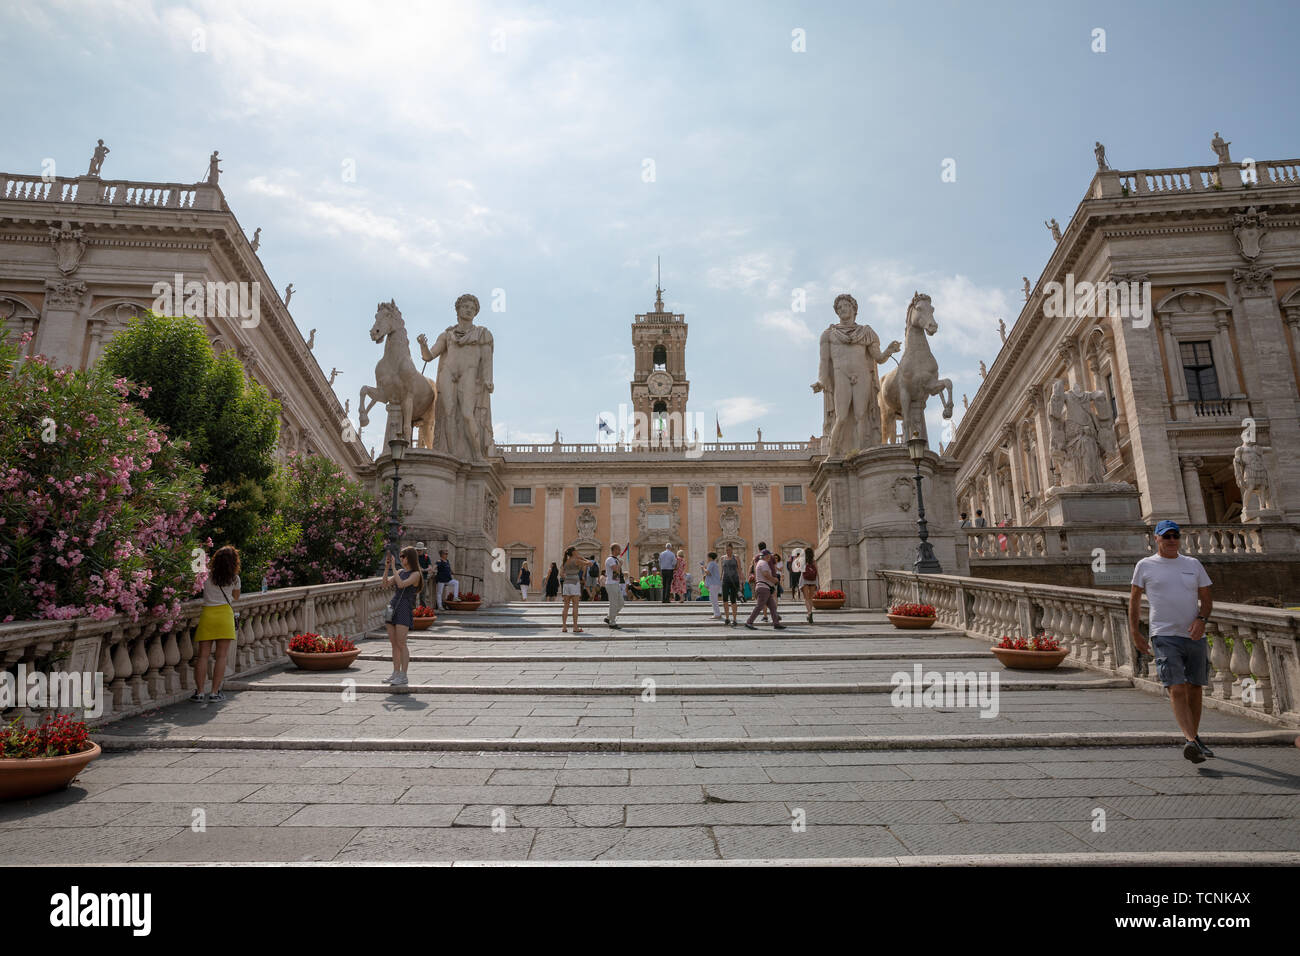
[799,553,820,624]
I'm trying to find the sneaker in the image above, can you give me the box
[603,617,609,624]
[609,623,621,630]
[1182,739,1206,764]
[744,623,756,630]
[807,613,813,624]
[1194,736,1216,758]
[208,691,226,703]
[381,672,397,684]
[188,691,206,703]
[390,673,409,687]
[773,624,787,630]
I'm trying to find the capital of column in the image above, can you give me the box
[611,484,628,498]
[546,485,564,498]
[1181,457,1203,473]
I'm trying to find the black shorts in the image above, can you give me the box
[721,580,740,603]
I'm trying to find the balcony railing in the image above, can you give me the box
[0,172,224,211]
[494,439,821,457]
[965,524,1267,559]
[883,570,1300,726]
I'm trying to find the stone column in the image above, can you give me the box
[688,483,706,562]
[1028,387,1052,492]
[1181,458,1208,525]
[544,485,564,570]
[1005,425,1025,524]
[610,484,630,547]
[1213,313,1242,396]
[1230,268,1300,516]
[34,278,89,368]
[982,454,998,520]
[751,482,773,550]
[1159,314,1188,402]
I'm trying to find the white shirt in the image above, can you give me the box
[201,574,240,607]
[1131,553,1211,638]
[659,549,677,570]
[605,555,621,582]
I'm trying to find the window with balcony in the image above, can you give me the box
[1180,341,1221,401]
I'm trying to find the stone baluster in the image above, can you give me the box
[1228,624,1253,704]
[160,627,181,696]
[145,628,167,699]
[177,624,195,691]
[1246,629,1274,714]
[1207,624,1233,700]
[110,631,133,708]
[97,641,116,721]
[127,630,151,705]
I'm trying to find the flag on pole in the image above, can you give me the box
[598,416,614,436]
[715,414,722,439]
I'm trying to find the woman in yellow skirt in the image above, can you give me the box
[193,545,241,703]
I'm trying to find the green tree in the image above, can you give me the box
[101,312,281,578]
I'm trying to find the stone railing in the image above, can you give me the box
[495,439,821,458]
[0,172,224,211]
[964,524,1269,559]
[1093,158,1300,201]
[882,570,1300,726]
[0,577,385,726]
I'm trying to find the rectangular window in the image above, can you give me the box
[577,486,597,504]
[720,485,739,503]
[512,487,533,506]
[1180,340,1221,401]
[650,486,669,503]
[783,484,804,503]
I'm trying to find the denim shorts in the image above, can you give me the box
[1151,634,1209,687]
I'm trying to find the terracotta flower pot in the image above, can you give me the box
[0,742,102,801]
[287,648,362,671]
[990,646,1070,670]
[887,614,936,629]
[411,615,436,631]
[444,600,481,611]
[811,597,846,610]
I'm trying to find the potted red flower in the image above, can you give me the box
[991,634,1069,670]
[0,713,101,801]
[286,633,361,671]
[888,602,937,629]
[412,605,437,630]
[811,589,846,610]
[444,591,482,611]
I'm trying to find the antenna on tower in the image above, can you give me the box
[655,256,664,311]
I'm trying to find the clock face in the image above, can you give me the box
[647,370,673,396]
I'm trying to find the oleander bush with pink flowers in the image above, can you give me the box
[0,330,217,624]
[263,454,386,588]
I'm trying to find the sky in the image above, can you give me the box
[3,0,1298,449]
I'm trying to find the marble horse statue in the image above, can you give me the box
[880,291,954,444]
[358,299,436,449]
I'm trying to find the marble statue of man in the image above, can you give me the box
[1233,435,1273,520]
[1048,379,1108,485]
[1094,141,1108,171]
[87,139,110,177]
[417,293,495,461]
[1045,218,1062,242]
[206,150,221,185]
[1211,131,1232,165]
[811,293,900,457]
[1022,277,1031,301]
[251,227,261,252]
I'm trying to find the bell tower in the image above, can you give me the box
[630,259,689,442]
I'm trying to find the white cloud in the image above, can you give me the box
[716,395,772,427]
[757,311,816,344]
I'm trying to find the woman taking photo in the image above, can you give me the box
[545,562,560,601]
[560,546,587,634]
[192,545,241,703]
[800,552,820,624]
[382,546,422,687]
[518,560,531,601]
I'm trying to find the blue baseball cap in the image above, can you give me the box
[1154,520,1180,537]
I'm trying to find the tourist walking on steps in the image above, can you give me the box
[545,562,560,601]
[659,543,676,603]
[799,553,820,624]
[671,549,688,602]
[720,544,741,626]
[703,551,722,620]
[745,548,784,630]
[1129,519,1215,764]
[192,545,241,703]
[518,560,531,601]
[789,548,802,594]
[750,541,769,621]
[382,546,422,687]
[773,552,785,602]
[604,544,625,630]
[561,546,587,634]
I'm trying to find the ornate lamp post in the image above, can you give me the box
[907,432,943,574]
[387,426,408,560]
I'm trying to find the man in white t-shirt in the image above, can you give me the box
[1129,519,1214,764]
[604,544,625,630]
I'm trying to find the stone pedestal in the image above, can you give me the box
[1042,483,1147,553]
[376,449,509,606]
[810,445,967,609]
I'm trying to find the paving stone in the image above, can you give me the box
[552,785,704,805]
[629,767,770,785]
[1098,794,1300,820]
[340,768,494,786]
[197,767,356,784]
[87,783,262,803]
[135,826,359,862]
[243,784,409,804]
[454,804,624,828]
[282,804,462,827]
[1067,819,1300,852]
[337,827,535,862]
[109,802,304,827]
[625,802,794,827]
[763,765,913,783]
[796,801,961,825]
[0,826,184,864]
[941,797,1129,824]
[529,826,717,861]
[398,785,555,805]
[888,822,1092,855]
[0,798,140,828]
[713,825,908,860]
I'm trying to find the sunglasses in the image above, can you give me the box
[1159,532,1180,540]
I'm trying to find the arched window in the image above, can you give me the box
[652,345,667,370]
[653,400,667,432]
